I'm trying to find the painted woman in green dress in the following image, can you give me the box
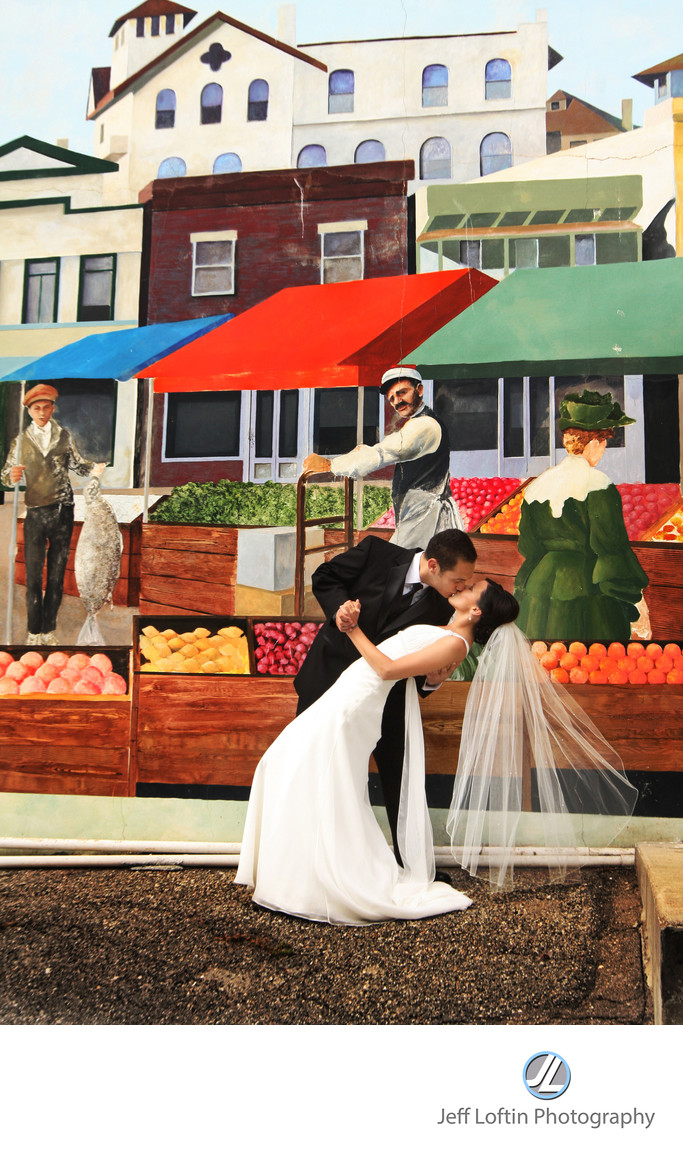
[514,390,649,643]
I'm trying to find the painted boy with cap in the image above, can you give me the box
[1,383,106,644]
[304,365,463,548]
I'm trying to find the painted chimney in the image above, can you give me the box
[622,98,633,131]
[278,4,296,46]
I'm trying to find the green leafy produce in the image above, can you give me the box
[150,480,392,530]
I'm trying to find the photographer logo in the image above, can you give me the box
[523,1052,571,1100]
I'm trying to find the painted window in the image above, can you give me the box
[166,14,175,34]
[550,100,560,111]
[157,157,186,177]
[164,393,242,459]
[420,137,451,180]
[155,89,176,130]
[23,258,59,324]
[150,15,160,36]
[455,239,504,271]
[434,379,498,451]
[422,64,448,107]
[329,70,354,114]
[78,255,116,322]
[485,59,512,100]
[248,79,269,121]
[191,231,236,295]
[318,222,367,284]
[136,17,144,37]
[510,237,538,269]
[354,139,385,163]
[480,132,512,176]
[201,83,223,125]
[298,144,327,168]
[313,387,380,456]
[213,153,242,174]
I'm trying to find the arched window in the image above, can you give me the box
[248,79,269,121]
[155,89,176,130]
[419,137,451,180]
[157,157,186,178]
[201,83,223,125]
[354,140,386,164]
[213,152,242,174]
[422,64,448,107]
[480,132,512,176]
[328,69,354,114]
[297,144,327,168]
[485,59,512,100]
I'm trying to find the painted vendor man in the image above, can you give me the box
[1,384,107,645]
[304,365,463,548]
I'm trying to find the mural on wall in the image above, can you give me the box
[0,1,681,814]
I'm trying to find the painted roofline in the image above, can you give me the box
[109,1,197,38]
[0,136,119,178]
[0,195,142,214]
[90,9,327,119]
[633,53,683,85]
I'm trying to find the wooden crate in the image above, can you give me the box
[139,523,238,615]
[0,648,133,797]
[15,518,142,608]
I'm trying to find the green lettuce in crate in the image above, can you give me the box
[150,480,392,529]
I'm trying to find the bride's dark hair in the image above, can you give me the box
[473,579,519,645]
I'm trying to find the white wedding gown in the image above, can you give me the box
[235,625,472,925]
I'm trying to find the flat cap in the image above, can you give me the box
[380,365,422,395]
[23,383,58,407]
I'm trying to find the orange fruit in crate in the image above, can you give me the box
[628,669,647,684]
[655,655,674,673]
[569,667,588,684]
[618,656,636,673]
[551,667,569,683]
[607,642,626,660]
[550,642,567,656]
[532,641,547,656]
[647,669,666,684]
[636,656,654,673]
[589,643,607,659]
[667,669,683,684]
[663,643,681,658]
[627,642,645,659]
[568,641,587,657]
[646,643,663,659]
[608,669,628,685]
[589,670,608,684]
[580,654,599,672]
[599,657,618,675]
[540,652,558,670]
[560,652,579,671]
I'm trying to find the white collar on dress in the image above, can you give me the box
[524,453,611,517]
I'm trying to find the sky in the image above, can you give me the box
[0,0,679,155]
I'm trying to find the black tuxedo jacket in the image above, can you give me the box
[294,534,453,711]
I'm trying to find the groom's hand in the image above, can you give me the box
[336,599,361,632]
[425,662,457,687]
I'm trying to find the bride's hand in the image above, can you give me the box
[336,599,361,632]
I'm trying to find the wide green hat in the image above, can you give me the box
[558,389,636,432]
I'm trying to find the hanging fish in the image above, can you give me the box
[75,479,123,645]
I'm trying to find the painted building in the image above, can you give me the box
[546,90,631,153]
[0,137,144,487]
[410,93,681,483]
[87,2,559,203]
[141,159,413,486]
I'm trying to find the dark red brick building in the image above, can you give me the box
[139,160,414,485]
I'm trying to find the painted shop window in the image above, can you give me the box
[456,238,504,271]
[23,258,60,324]
[155,89,176,129]
[213,153,242,174]
[480,132,512,176]
[503,378,524,456]
[485,59,512,100]
[434,379,498,451]
[420,137,452,180]
[157,156,186,177]
[354,139,385,163]
[77,254,116,322]
[422,64,448,108]
[510,237,538,269]
[201,83,223,125]
[164,392,242,459]
[538,235,571,268]
[191,232,236,296]
[313,387,380,456]
[575,234,596,266]
[319,222,366,284]
[298,144,327,168]
[529,377,551,458]
[328,70,354,114]
[595,231,638,264]
[248,79,269,121]
[151,15,160,36]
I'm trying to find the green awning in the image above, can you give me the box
[409,261,683,379]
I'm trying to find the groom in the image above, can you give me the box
[294,529,477,867]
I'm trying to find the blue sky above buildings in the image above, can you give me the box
[1,1,678,155]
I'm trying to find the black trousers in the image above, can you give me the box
[23,502,74,634]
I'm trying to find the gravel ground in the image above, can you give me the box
[0,865,652,1025]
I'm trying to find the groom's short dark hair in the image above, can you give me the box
[423,529,477,570]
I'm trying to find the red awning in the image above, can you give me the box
[143,269,497,392]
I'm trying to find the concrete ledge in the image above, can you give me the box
[636,842,683,1024]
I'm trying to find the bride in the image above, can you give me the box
[235,579,637,925]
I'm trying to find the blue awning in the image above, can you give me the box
[0,314,234,383]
